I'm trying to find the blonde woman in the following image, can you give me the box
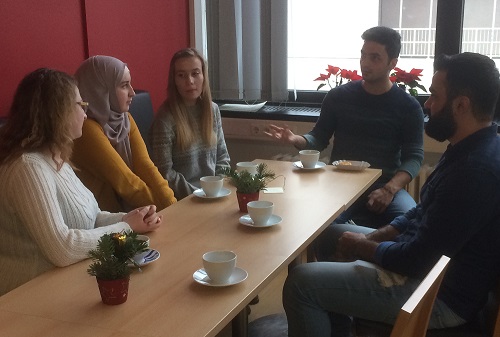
[0,68,162,295]
[73,56,176,212]
[150,48,230,199]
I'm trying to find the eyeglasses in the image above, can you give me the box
[76,101,89,113]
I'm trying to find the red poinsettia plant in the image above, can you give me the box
[315,65,428,97]
[390,67,427,97]
[314,65,362,90]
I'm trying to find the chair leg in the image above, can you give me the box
[232,306,249,337]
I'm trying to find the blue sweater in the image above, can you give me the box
[303,81,424,181]
[376,125,500,321]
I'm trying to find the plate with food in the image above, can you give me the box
[332,160,370,171]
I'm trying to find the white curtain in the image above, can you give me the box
[206,0,288,101]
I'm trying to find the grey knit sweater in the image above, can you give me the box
[150,102,230,199]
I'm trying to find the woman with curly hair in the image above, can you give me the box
[0,68,162,295]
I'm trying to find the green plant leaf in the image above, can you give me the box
[316,83,326,91]
[87,231,148,280]
[415,83,428,93]
[217,163,276,194]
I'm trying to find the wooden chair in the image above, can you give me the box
[250,256,451,337]
[356,255,450,337]
[390,255,450,337]
[356,256,500,337]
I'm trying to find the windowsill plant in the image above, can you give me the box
[314,65,362,91]
[315,65,427,97]
[390,67,427,97]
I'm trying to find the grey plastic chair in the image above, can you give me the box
[128,89,154,153]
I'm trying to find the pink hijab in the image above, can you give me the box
[75,56,132,168]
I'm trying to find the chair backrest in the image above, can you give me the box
[491,283,500,337]
[390,255,451,337]
[128,89,154,152]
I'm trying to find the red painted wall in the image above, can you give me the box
[0,0,190,118]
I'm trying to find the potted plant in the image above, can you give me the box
[87,231,148,305]
[218,163,276,212]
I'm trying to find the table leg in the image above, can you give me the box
[232,306,249,337]
[288,255,302,272]
[307,245,316,262]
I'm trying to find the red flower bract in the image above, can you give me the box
[316,64,426,96]
[391,67,423,84]
[343,69,362,81]
[314,65,362,90]
[327,65,340,75]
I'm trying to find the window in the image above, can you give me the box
[289,0,437,92]
[462,0,500,70]
[192,0,500,103]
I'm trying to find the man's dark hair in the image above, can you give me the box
[361,26,401,59]
[434,52,500,121]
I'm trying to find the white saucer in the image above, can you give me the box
[293,161,326,170]
[332,160,370,171]
[239,214,283,228]
[193,267,248,287]
[128,249,160,267]
[193,188,231,199]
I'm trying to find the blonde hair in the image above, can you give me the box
[0,68,77,169]
[165,48,215,151]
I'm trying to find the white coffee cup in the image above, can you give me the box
[247,200,274,226]
[200,176,223,197]
[236,162,259,175]
[202,250,237,284]
[136,234,150,248]
[299,150,320,169]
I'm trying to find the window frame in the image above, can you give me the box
[190,0,465,105]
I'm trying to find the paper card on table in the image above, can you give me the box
[263,187,284,194]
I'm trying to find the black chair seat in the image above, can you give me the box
[355,317,488,337]
[248,313,288,337]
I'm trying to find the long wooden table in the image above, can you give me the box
[0,159,381,337]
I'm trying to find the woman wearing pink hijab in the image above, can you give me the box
[72,56,176,212]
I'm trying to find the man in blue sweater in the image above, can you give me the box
[282,52,500,337]
[267,26,424,229]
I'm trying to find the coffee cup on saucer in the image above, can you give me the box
[202,250,237,284]
[200,176,224,197]
[247,200,274,226]
[136,234,150,248]
[299,150,320,169]
[236,162,258,175]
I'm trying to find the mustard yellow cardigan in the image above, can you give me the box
[72,114,176,212]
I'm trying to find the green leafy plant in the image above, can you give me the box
[218,163,276,194]
[87,231,148,280]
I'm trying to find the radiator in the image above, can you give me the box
[406,164,434,203]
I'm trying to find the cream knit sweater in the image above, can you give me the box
[0,152,130,295]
